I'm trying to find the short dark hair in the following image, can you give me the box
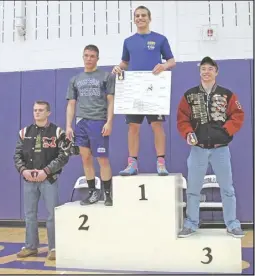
[134,6,151,20]
[200,56,218,71]
[34,101,50,111]
[83,44,99,57]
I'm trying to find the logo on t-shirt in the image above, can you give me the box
[77,78,101,97]
[147,41,156,50]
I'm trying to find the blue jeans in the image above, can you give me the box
[23,179,59,250]
[184,146,241,231]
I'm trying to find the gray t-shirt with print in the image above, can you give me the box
[66,69,115,121]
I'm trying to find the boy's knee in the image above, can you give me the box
[97,157,110,167]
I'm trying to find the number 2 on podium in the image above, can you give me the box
[139,184,148,200]
[78,214,89,230]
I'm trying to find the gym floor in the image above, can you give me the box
[0,227,253,274]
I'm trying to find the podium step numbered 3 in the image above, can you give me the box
[55,173,242,274]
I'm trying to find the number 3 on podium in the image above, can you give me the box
[201,247,213,264]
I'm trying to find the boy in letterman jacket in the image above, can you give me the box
[14,101,69,260]
[177,57,245,238]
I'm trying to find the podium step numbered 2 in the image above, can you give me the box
[55,173,242,274]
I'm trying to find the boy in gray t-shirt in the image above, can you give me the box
[66,44,115,206]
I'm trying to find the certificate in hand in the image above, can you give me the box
[114,71,171,115]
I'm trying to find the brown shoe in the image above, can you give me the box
[17,247,38,258]
[47,249,56,261]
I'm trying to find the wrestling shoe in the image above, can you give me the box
[119,157,138,176]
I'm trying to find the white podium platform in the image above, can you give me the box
[55,174,242,274]
[112,174,183,241]
[175,229,241,273]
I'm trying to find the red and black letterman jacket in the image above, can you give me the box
[13,122,69,183]
[177,83,244,147]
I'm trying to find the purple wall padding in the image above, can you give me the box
[20,70,56,220]
[211,60,253,222]
[0,72,21,219]
[251,60,254,128]
[0,59,253,223]
[55,68,85,204]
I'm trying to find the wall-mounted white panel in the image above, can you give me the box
[82,1,95,36]
[106,1,119,35]
[3,1,15,43]
[94,1,107,36]
[71,1,82,39]
[59,1,70,39]
[0,1,253,72]
[0,1,4,43]
[25,1,36,41]
[48,1,59,40]
[119,1,132,36]
[222,1,236,28]
[37,1,47,40]
[209,1,223,26]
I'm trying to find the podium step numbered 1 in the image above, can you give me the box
[55,173,242,274]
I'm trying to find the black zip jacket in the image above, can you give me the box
[14,122,69,183]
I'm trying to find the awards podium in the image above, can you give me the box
[55,174,242,274]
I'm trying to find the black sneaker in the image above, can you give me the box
[104,193,113,206]
[80,189,100,205]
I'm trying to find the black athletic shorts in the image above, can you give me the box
[125,114,165,124]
